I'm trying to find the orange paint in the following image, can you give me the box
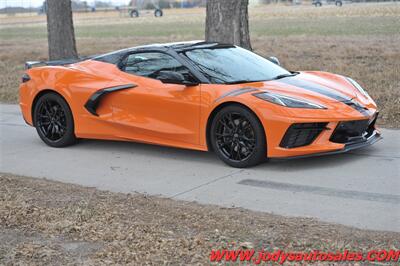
[19,58,378,158]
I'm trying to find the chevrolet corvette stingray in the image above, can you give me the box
[19,41,381,167]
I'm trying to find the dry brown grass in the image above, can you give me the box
[1,173,399,265]
[1,3,399,127]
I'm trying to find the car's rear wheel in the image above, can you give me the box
[210,105,266,168]
[33,92,76,147]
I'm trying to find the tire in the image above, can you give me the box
[33,92,77,147]
[335,1,342,6]
[154,9,163,17]
[130,9,139,17]
[315,2,322,6]
[210,105,267,168]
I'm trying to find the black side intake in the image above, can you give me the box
[280,122,328,148]
[84,84,137,116]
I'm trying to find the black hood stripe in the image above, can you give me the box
[342,100,371,117]
[278,77,369,116]
[278,77,352,103]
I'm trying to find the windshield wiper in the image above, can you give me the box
[272,72,299,80]
[225,72,300,84]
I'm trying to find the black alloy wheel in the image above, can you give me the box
[210,105,266,168]
[34,92,76,147]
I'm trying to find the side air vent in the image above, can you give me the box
[84,84,137,116]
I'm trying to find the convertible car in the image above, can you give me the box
[19,41,381,167]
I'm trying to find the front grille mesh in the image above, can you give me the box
[330,115,377,144]
[280,123,328,148]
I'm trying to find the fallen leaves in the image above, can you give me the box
[0,173,399,265]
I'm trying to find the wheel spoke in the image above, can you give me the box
[40,115,51,119]
[44,101,53,116]
[236,144,242,160]
[39,121,51,126]
[46,123,52,134]
[218,119,232,130]
[55,121,67,130]
[229,142,235,157]
[215,133,231,138]
[226,113,235,127]
[51,124,56,136]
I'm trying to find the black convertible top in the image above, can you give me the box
[92,40,234,65]
[25,41,234,69]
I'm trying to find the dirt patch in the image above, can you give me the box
[0,173,399,265]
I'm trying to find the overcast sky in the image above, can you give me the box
[0,0,131,8]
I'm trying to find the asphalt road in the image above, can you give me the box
[1,104,399,232]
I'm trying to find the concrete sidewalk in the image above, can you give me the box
[1,104,399,232]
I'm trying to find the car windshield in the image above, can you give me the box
[184,47,291,84]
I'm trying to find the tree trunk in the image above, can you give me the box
[46,0,78,60]
[205,0,252,50]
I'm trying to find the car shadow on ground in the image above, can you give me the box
[259,153,365,171]
[75,138,221,165]
[74,138,368,170]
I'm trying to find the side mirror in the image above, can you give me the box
[269,56,281,66]
[157,71,198,86]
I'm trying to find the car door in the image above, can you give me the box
[109,51,201,146]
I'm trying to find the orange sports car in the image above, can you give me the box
[19,41,381,167]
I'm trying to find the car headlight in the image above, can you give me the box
[346,77,370,98]
[253,92,326,109]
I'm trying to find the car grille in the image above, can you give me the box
[280,123,328,148]
[330,114,377,144]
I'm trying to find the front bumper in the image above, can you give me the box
[265,109,381,158]
[281,129,382,159]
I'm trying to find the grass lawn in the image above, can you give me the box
[1,3,399,127]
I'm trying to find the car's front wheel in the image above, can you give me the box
[33,92,77,147]
[210,105,266,168]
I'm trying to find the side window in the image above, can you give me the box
[122,52,195,81]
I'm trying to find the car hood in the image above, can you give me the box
[248,71,359,104]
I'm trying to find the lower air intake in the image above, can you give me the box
[280,123,328,148]
[330,115,377,144]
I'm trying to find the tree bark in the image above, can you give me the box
[205,0,252,50]
[46,0,78,60]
